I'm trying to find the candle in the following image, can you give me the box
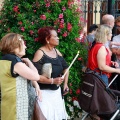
[62,51,80,78]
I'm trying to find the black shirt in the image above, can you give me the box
[33,49,68,90]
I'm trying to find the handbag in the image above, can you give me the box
[41,63,52,78]
[32,96,46,120]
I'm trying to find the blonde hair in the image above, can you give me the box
[95,25,112,44]
[0,33,24,54]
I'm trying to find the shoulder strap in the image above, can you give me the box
[39,49,45,54]
[54,48,58,55]
[86,68,102,75]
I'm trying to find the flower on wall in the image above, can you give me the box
[0,0,87,119]
[67,22,72,31]
[40,15,46,20]
[20,27,25,32]
[13,5,19,13]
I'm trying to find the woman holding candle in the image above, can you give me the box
[87,25,120,120]
[33,26,69,120]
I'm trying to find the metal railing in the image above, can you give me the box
[81,0,120,25]
[81,0,108,25]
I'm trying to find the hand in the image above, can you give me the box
[111,61,119,68]
[63,84,69,96]
[35,87,42,102]
[114,62,119,68]
[53,77,64,85]
[22,58,32,66]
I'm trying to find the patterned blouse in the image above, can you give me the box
[0,54,36,120]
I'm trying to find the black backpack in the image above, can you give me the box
[78,69,117,117]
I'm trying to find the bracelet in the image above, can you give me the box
[51,78,54,84]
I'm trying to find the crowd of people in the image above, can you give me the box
[1,13,120,120]
[83,14,120,120]
[0,27,69,120]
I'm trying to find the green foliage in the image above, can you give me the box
[0,0,87,118]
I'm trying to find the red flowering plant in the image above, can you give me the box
[0,0,88,118]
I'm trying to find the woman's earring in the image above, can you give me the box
[47,41,49,44]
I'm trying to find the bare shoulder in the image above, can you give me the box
[33,49,44,62]
[56,49,62,56]
[100,45,106,50]
[98,46,107,55]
